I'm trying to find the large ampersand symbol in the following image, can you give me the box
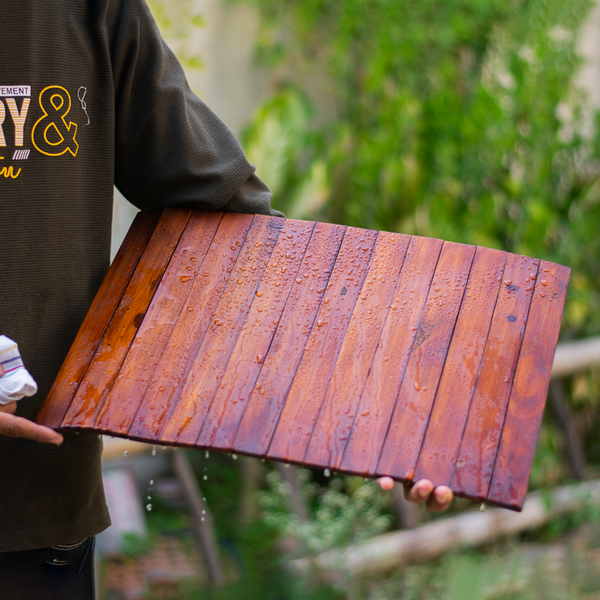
[32,86,79,157]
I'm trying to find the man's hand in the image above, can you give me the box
[0,365,63,444]
[377,477,453,512]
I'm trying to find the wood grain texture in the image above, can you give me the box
[63,208,192,428]
[161,215,283,446]
[376,241,476,482]
[412,247,506,486]
[37,209,570,511]
[339,235,444,476]
[95,211,224,434]
[127,212,254,441]
[37,209,162,428]
[234,222,347,458]
[487,262,571,510]
[303,231,411,471]
[450,255,540,502]
[197,219,315,451]
[260,227,377,462]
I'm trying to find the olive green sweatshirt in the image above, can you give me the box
[0,0,278,552]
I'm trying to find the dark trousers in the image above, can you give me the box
[0,537,95,600]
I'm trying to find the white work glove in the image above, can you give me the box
[0,335,38,404]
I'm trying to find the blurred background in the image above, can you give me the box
[105,0,600,598]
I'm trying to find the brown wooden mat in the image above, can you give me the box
[37,208,570,511]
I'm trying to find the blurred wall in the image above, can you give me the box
[578,0,600,110]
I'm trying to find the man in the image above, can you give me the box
[0,1,450,597]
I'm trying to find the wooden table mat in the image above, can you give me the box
[37,208,570,511]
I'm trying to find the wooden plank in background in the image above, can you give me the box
[63,208,192,428]
[95,211,224,434]
[234,223,348,458]
[257,227,377,462]
[303,231,411,471]
[376,242,476,482]
[412,247,506,486]
[450,255,540,501]
[37,209,162,429]
[339,236,443,476]
[161,216,283,446]
[487,262,570,510]
[197,219,315,451]
[127,213,254,441]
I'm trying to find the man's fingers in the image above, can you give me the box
[0,412,63,444]
[405,479,434,503]
[426,485,453,512]
[0,401,17,414]
[0,364,4,377]
[376,476,395,491]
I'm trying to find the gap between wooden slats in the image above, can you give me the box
[487,262,570,510]
[234,223,349,459]
[161,216,284,446]
[411,247,507,487]
[94,211,225,434]
[302,231,411,471]
[127,212,255,441]
[450,255,540,502]
[37,209,162,429]
[63,208,193,429]
[376,241,476,482]
[340,235,445,477]
[197,219,316,451]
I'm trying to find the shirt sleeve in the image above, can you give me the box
[108,0,283,217]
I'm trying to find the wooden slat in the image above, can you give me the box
[63,208,192,428]
[37,209,162,428]
[196,219,315,451]
[376,242,476,482]
[487,262,570,510]
[161,215,283,446]
[94,211,224,433]
[412,247,506,486]
[234,222,348,458]
[303,231,411,471]
[339,236,445,476]
[450,255,540,501]
[127,212,254,441]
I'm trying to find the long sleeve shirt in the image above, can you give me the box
[0,0,279,552]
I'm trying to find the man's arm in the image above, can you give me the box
[108,0,282,217]
[0,365,63,445]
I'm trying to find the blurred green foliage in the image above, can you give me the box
[240,0,600,340]
[258,469,392,554]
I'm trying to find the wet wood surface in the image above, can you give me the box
[63,208,192,428]
[236,222,346,458]
[303,231,411,471]
[450,255,540,502]
[375,242,476,481]
[487,262,570,510]
[38,208,570,511]
[412,247,506,487]
[37,209,162,428]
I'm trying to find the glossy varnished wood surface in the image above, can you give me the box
[38,209,570,511]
